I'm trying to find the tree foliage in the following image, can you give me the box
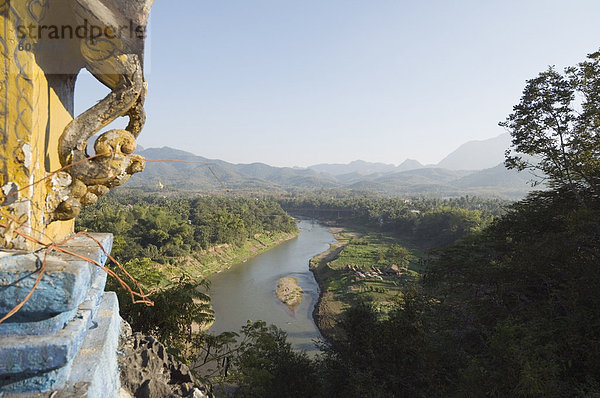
[77,193,298,263]
[109,260,214,361]
[192,321,321,397]
[501,50,600,198]
[76,193,297,363]
[279,193,501,247]
[201,50,600,396]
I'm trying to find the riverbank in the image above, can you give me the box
[309,227,354,340]
[205,219,332,354]
[310,224,425,340]
[168,230,300,339]
[168,229,300,281]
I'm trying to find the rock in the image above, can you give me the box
[192,388,208,398]
[118,321,212,398]
[136,378,171,398]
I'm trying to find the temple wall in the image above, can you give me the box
[0,2,74,250]
[0,1,159,395]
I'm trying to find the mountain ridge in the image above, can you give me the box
[436,133,511,170]
[129,142,533,199]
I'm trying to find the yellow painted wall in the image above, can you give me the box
[0,3,74,249]
[45,86,76,244]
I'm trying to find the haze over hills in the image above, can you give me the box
[129,133,534,198]
[436,133,512,170]
[307,133,510,173]
[308,159,424,176]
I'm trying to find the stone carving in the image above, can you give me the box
[53,0,151,221]
[0,0,156,393]
[0,0,153,249]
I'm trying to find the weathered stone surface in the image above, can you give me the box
[0,255,109,374]
[0,255,92,320]
[0,313,90,376]
[0,307,79,337]
[0,293,122,396]
[118,329,212,398]
[0,233,114,393]
[0,234,112,320]
[66,292,122,397]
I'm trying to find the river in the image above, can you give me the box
[207,219,335,353]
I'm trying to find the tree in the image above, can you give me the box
[387,244,413,267]
[106,258,214,363]
[193,321,321,397]
[500,50,600,199]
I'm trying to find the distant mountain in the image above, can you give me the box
[375,168,470,186]
[308,160,398,176]
[308,158,424,176]
[130,147,338,191]
[368,168,471,195]
[397,159,423,172]
[127,146,535,199]
[454,164,531,189]
[436,133,512,170]
[307,133,511,175]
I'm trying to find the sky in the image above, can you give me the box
[75,0,600,168]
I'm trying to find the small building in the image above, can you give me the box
[385,264,402,276]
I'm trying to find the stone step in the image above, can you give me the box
[0,234,113,320]
[0,233,118,394]
[0,269,107,390]
[1,293,122,397]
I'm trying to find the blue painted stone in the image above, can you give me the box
[0,234,112,320]
[0,260,108,338]
[0,308,77,337]
[0,359,74,395]
[0,294,122,396]
[55,234,113,265]
[66,292,122,397]
[0,255,92,320]
[0,233,115,394]
[0,307,91,376]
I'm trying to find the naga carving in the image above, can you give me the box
[0,0,153,249]
[51,0,153,221]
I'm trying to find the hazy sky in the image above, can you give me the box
[75,0,600,167]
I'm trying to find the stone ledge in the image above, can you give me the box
[66,292,122,397]
[0,265,107,338]
[0,234,113,319]
[0,266,110,377]
[0,255,92,319]
[0,233,115,394]
[1,293,122,397]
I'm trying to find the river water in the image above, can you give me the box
[207,219,335,353]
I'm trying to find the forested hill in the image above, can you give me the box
[129,146,533,199]
[76,193,297,263]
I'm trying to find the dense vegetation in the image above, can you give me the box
[76,50,600,396]
[190,50,600,397]
[76,194,297,358]
[278,193,506,247]
[78,193,297,264]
